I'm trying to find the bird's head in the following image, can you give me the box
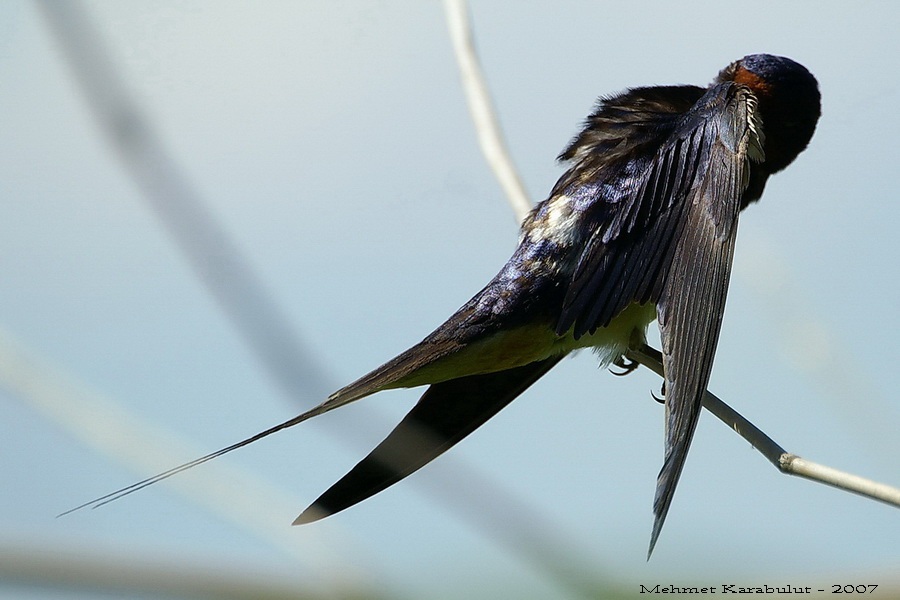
[717,54,821,174]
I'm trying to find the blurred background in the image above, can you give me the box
[1,1,899,598]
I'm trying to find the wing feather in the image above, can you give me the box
[553,81,763,553]
[648,85,762,555]
[557,104,715,338]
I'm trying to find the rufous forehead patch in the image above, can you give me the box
[733,66,774,97]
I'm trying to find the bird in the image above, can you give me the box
[68,54,820,556]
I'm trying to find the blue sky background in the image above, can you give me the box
[1,1,899,598]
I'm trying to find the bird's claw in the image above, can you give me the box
[610,355,639,376]
[651,382,666,404]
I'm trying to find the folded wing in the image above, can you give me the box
[554,82,764,554]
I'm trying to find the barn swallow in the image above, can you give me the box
[69,54,820,555]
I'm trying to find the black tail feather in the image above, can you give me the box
[295,356,564,524]
[59,399,344,517]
